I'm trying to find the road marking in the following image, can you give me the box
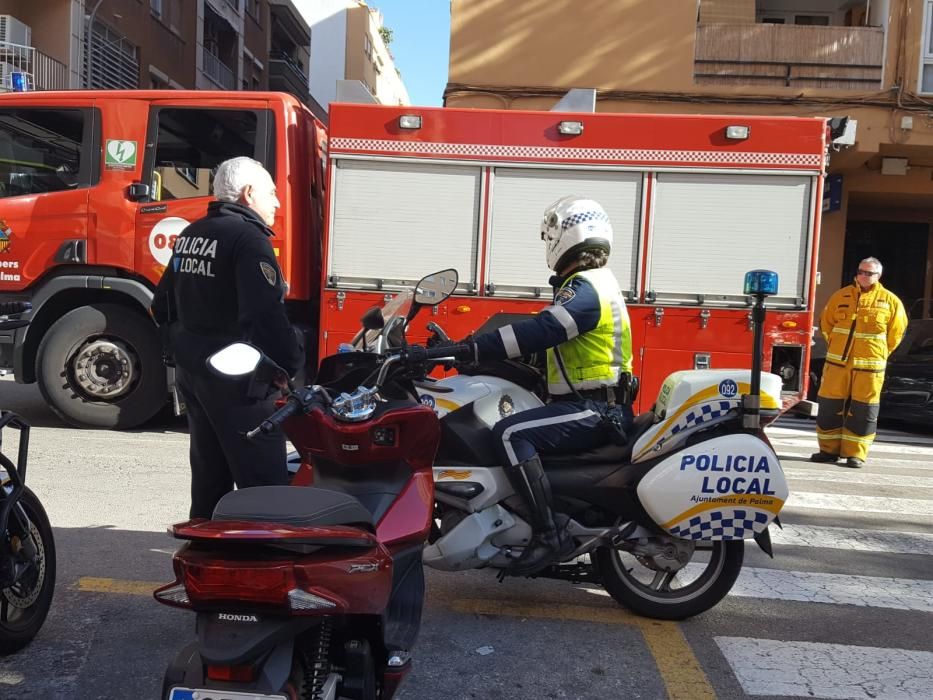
[715,637,933,699]
[776,452,933,470]
[451,599,715,700]
[76,577,163,596]
[782,468,933,489]
[785,491,933,516]
[725,567,933,612]
[771,523,933,556]
[768,437,933,455]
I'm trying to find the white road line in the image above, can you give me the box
[776,453,933,471]
[715,637,933,700]
[785,492,933,517]
[721,567,933,612]
[770,524,933,556]
[782,469,933,489]
[768,437,933,456]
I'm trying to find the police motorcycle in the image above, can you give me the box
[0,302,56,653]
[352,270,789,620]
[155,271,462,700]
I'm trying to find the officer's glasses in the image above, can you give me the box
[857,269,879,277]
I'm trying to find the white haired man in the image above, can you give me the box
[812,257,907,468]
[151,156,303,518]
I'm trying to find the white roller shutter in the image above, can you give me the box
[649,173,812,306]
[329,159,481,289]
[486,168,642,298]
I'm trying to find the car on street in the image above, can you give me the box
[879,318,933,428]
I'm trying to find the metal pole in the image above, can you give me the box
[86,0,104,88]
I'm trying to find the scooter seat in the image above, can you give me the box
[212,486,375,529]
[541,411,657,469]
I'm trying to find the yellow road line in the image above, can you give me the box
[452,598,716,700]
[76,576,163,596]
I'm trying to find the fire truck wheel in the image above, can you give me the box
[35,303,166,429]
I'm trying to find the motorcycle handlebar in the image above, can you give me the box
[0,301,31,316]
[246,398,301,439]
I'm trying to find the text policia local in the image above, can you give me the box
[680,454,777,496]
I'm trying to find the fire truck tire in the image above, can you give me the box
[35,303,166,429]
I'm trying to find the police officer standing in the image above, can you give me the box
[443,196,634,575]
[151,156,303,519]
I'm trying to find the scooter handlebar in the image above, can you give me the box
[246,398,301,439]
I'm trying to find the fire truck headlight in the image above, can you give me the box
[725,125,750,140]
[744,270,779,297]
[399,115,422,130]
[558,121,584,136]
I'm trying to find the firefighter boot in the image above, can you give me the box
[504,455,575,576]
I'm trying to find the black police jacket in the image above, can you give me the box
[150,201,303,377]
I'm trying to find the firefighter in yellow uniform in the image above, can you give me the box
[812,257,908,468]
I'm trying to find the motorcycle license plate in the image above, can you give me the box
[168,689,287,700]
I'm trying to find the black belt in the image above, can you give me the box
[553,386,618,404]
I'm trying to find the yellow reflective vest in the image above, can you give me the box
[820,280,908,372]
[546,268,633,395]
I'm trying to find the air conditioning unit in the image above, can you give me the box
[0,16,32,47]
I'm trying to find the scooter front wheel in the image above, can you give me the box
[595,539,743,620]
[0,488,56,654]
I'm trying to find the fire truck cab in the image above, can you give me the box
[0,91,325,428]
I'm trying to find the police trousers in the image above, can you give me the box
[816,362,885,461]
[176,366,289,519]
[492,399,634,467]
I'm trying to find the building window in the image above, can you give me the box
[84,22,139,89]
[923,1,933,93]
[150,0,162,18]
[246,0,260,21]
[0,109,91,199]
[363,35,372,59]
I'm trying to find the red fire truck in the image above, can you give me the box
[0,90,829,428]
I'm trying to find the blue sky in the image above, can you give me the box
[372,0,450,106]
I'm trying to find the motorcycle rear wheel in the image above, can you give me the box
[0,488,56,654]
[595,539,743,620]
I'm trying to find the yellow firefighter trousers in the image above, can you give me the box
[815,363,885,460]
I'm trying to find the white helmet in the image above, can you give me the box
[540,196,613,272]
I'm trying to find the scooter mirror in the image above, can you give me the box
[414,268,458,306]
[207,343,263,377]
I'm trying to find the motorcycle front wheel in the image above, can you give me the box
[594,539,743,620]
[0,488,56,654]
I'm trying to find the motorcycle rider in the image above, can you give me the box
[439,196,634,575]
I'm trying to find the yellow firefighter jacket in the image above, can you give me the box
[820,280,908,372]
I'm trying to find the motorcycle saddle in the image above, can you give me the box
[541,411,656,469]
[213,485,374,529]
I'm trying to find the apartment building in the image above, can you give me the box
[0,0,317,112]
[303,0,409,112]
[447,0,933,318]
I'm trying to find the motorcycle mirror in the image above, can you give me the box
[414,269,458,306]
[207,343,263,377]
[361,305,385,331]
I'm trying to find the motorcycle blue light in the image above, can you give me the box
[743,270,779,296]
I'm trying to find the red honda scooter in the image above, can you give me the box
[155,270,460,700]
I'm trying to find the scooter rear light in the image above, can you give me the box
[153,582,191,608]
[181,561,296,605]
[206,664,257,683]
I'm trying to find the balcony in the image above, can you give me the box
[269,55,309,101]
[0,42,68,91]
[695,24,884,90]
[202,47,235,90]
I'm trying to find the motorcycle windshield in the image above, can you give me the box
[364,290,413,348]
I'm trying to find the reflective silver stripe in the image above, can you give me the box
[854,332,887,340]
[825,352,844,362]
[852,357,886,369]
[500,408,599,465]
[498,325,521,359]
[545,304,579,340]
[831,327,851,335]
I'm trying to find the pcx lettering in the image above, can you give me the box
[681,453,776,496]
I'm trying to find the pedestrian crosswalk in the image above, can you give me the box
[710,417,933,699]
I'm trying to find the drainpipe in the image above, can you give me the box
[86,0,104,88]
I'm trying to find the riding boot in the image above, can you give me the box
[504,455,574,576]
